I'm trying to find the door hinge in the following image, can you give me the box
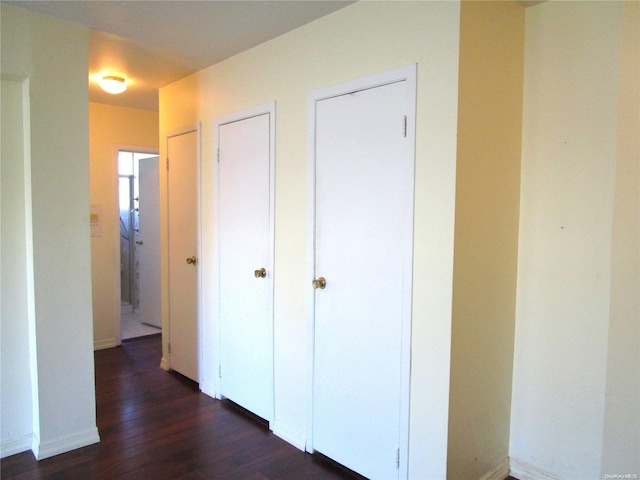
[217,148,220,163]
[168,342,171,354]
[403,115,407,138]
[218,364,222,379]
[166,157,169,170]
[396,448,400,469]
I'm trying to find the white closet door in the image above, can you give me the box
[218,110,274,421]
[311,72,414,480]
[168,129,199,382]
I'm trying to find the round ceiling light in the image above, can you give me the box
[99,75,127,94]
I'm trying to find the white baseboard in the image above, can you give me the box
[479,458,510,480]
[272,420,305,451]
[200,380,216,399]
[159,357,169,371]
[1,433,33,458]
[94,338,118,351]
[33,427,100,460]
[510,458,567,480]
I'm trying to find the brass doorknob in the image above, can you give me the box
[254,268,267,278]
[312,277,326,289]
[186,256,197,265]
[135,240,144,245]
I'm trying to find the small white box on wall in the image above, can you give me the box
[90,204,102,237]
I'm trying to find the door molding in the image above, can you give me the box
[212,103,276,420]
[163,123,202,379]
[306,65,416,478]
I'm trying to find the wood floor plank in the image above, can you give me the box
[0,336,359,479]
[1,335,522,480]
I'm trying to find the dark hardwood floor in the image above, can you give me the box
[1,335,356,479]
[1,334,520,480]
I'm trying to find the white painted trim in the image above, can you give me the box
[159,356,169,371]
[305,76,317,452]
[165,124,199,140]
[1,433,33,459]
[164,123,202,382]
[398,64,417,478]
[195,124,203,385]
[305,64,417,480]
[479,458,510,480]
[93,338,118,351]
[212,102,276,423]
[200,380,216,399]
[32,427,100,460]
[22,77,41,444]
[272,420,305,452]
[212,114,223,400]
[510,458,568,480]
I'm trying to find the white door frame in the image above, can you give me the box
[164,123,202,380]
[306,65,416,478]
[212,102,276,417]
[112,144,158,347]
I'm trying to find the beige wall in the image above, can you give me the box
[511,2,639,479]
[89,103,159,349]
[3,0,635,475]
[602,2,640,475]
[448,2,525,479]
[1,4,98,459]
[160,2,461,477]
[1,77,34,457]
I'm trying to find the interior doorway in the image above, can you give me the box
[118,149,161,340]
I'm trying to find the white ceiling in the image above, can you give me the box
[5,0,355,111]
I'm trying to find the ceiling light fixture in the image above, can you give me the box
[99,75,127,94]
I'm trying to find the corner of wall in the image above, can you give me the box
[511,2,628,478]
[32,427,100,461]
[601,1,640,476]
[271,421,306,452]
[0,434,33,459]
[509,458,568,480]
[448,1,525,477]
[2,3,100,460]
[94,338,119,351]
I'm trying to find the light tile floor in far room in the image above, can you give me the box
[121,310,160,340]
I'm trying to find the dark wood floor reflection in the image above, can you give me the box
[1,335,522,480]
[1,335,357,479]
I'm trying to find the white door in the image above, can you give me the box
[138,156,161,328]
[217,107,274,421]
[168,129,199,382]
[310,67,415,480]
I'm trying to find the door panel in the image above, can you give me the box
[168,130,199,381]
[218,112,273,421]
[138,156,161,328]
[312,79,411,480]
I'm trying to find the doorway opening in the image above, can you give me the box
[118,149,161,340]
